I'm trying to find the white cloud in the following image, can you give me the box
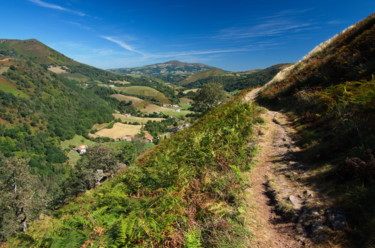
[100,36,145,55]
[29,0,85,16]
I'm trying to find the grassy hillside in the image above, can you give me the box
[258,13,375,246]
[10,91,262,247]
[0,39,132,85]
[115,86,170,104]
[0,39,78,65]
[180,68,226,85]
[110,60,216,84]
[183,64,290,92]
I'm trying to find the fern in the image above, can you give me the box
[184,227,203,248]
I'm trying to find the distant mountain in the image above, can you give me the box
[183,63,291,92]
[109,60,216,84]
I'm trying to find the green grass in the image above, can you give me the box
[104,141,155,150]
[60,135,96,150]
[163,110,193,117]
[0,77,28,98]
[115,86,170,103]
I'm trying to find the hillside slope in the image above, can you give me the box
[0,39,129,84]
[110,60,216,84]
[258,13,375,246]
[10,91,262,247]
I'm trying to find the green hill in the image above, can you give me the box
[258,13,375,246]
[109,60,216,84]
[0,39,131,84]
[115,85,170,104]
[0,39,78,65]
[183,64,290,92]
[180,68,226,85]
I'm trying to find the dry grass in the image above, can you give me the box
[0,66,9,74]
[111,94,144,103]
[179,97,192,105]
[115,86,170,104]
[91,123,109,131]
[91,123,142,139]
[141,104,171,113]
[183,88,198,94]
[48,66,68,74]
[113,113,165,123]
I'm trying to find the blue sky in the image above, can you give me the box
[1,1,374,71]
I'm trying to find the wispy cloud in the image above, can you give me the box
[101,36,145,55]
[28,0,85,16]
[217,20,316,39]
[217,9,318,40]
[146,48,249,59]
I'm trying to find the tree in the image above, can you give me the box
[0,155,45,241]
[191,83,226,114]
[73,145,119,191]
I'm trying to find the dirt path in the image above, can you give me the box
[243,89,342,247]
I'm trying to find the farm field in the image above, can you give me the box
[183,88,198,94]
[91,122,110,131]
[111,94,145,103]
[179,97,192,105]
[110,94,150,109]
[60,135,97,165]
[113,113,165,123]
[91,123,142,140]
[61,135,96,150]
[48,66,68,74]
[114,86,170,103]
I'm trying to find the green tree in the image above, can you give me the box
[191,83,226,114]
[73,145,119,190]
[0,155,45,241]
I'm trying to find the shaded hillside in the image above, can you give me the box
[183,64,290,92]
[258,13,375,246]
[109,60,216,84]
[10,91,261,247]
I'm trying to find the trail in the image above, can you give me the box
[243,88,341,247]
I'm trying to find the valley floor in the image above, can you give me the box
[243,89,349,247]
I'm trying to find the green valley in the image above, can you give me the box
[1,10,375,248]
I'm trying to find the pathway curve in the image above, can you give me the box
[243,88,345,247]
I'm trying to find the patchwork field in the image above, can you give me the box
[113,113,165,123]
[114,86,170,103]
[91,123,142,140]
